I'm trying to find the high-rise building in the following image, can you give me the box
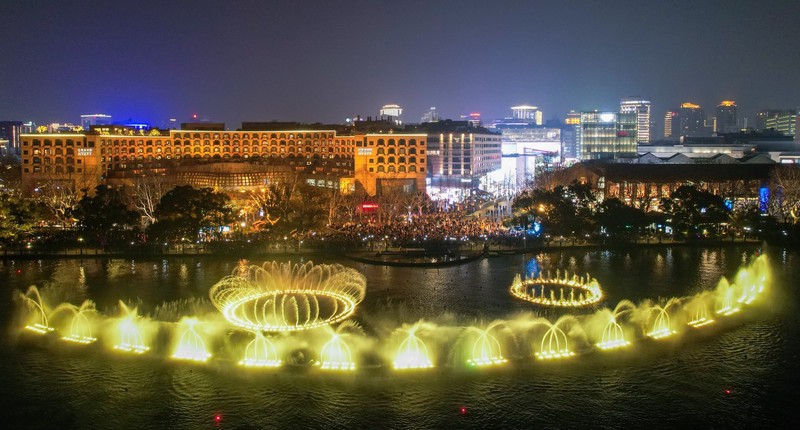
[418,121,502,190]
[678,103,706,137]
[764,110,799,142]
[664,111,679,138]
[619,97,651,143]
[755,110,782,132]
[562,111,581,160]
[379,104,403,124]
[459,112,482,127]
[510,105,543,125]
[0,121,29,155]
[421,107,440,123]
[80,114,112,130]
[715,100,738,134]
[579,112,637,160]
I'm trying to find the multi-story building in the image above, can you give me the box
[562,111,581,161]
[620,97,651,143]
[579,112,637,160]
[379,104,403,125]
[0,121,27,155]
[678,103,707,137]
[763,110,799,142]
[353,133,427,195]
[663,111,679,138]
[80,114,112,130]
[418,121,501,190]
[20,126,426,196]
[715,100,738,134]
[510,105,543,125]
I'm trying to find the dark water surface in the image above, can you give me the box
[1,245,798,429]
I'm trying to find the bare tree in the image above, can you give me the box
[128,172,172,225]
[770,165,800,224]
[37,174,87,227]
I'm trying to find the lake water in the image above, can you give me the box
[1,245,797,429]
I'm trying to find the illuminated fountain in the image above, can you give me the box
[319,321,361,370]
[534,316,576,360]
[113,302,150,354]
[687,294,715,328]
[18,286,54,334]
[209,261,367,332]
[645,300,677,339]
[510,270,603,308]
[595,301,634,350]
[239,332,281,368]
[715,278,740,316]
[53,300,98,344]
[462,322,508,367]
[171,317,211,362]
[393,322,434,370]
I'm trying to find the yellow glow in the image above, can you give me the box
[320,334,356,371]
[646,307,676,340]
[393,329,433,370]
[597,318,630,350]
[535,323,574,360]
[20,286,53,334]
[172,318,211,362]
[681,102,701,109]
[466,329,507,367]
[510,272,603,308]
[720,100,736,107]
[239,332,281,368]
[113,305,150,354]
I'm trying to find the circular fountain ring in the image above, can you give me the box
[210,262,366,332]
[510,272,603,308]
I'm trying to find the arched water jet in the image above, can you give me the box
[52,300,97,344]
[19,286,54,334]
[534,316,576,360]
[113,302,150,354]
[239,332,281,367]
[646,300,677,339]
[171,317,211,362]
[393,322,434,370]
[461,321,508,367]
[596,300,635,350]
[687,294,715,328]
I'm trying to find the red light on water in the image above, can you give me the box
[460,407,467,415]
[725,389,732,395]
[16,269,22,274]
[215,414,222,422]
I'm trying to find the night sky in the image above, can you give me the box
[2,0,799,129]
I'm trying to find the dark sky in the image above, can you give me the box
[1,0,799,129]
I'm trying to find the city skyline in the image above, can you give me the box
[2,0,799,127]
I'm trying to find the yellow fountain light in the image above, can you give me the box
[320,334,356,371]
[60,307,97,344]
[239,332,281,368]
[688,317,715,328]
[114,312,150,354]
[466,330,507,367]
[393,329,434,370]
[510,272,603,308]
[62,334,97,344]
[535,322,575,360]
[646,307,676,340]
[210,262,367,332]
[25,323,55,334]
[596,318,630,350]
[172,318,211,362]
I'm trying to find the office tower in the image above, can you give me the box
[421,107,440,123]
[764,110,799,142]
[562,111,581,160]
[579,111,637,160]
[664,110,679,138]
[715,100,738,133]
[678,103,706,137]
[619,97,651,143]
[510,105,543,125]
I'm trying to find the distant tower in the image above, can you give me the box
[511,105,543,125]
[380,104,403,125]
[715,100,738,133]
[421,107,440,123]
[678,103,706,137]
[619,97,651,143]
[80,114,112,130]
[663,110,679,138]
[562,111,581,160]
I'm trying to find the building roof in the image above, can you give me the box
[569,161,775,183]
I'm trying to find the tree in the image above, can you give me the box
[127,173,172,225]
[148,185,234,242]
[511,180,596,238]
[661,185,730,238]
[769,165,800,224]
[0,191,38,246]
[37,174,89,227]
[594,198,647,240]
[74,185,139,247]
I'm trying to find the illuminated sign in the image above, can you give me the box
[600,113,615,122]
[681,103,700,109]
[77,148,93,156]
[357,148,373,156]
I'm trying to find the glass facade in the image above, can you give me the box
[579,112,637,160]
